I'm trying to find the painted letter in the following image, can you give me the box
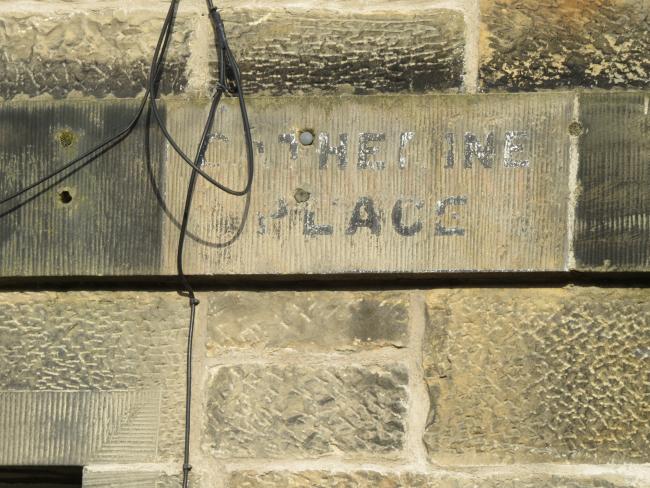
[435,195,467,236]
[504,131,529,168]
[318,133,348,169]
[346,197,381,235]
[279,132,298,160]
[392,199,423,236]
[358,133,386,170]
[398,131,415,169]
[303,210,333,237]
[464,132,495,168]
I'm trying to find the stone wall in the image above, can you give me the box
[0,0,648,487]
[0,289,648,486]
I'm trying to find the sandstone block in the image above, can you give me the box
[573,92,650,270]
[0,100,166,276]
[423,287,650,463]
[0,291,190,463]
[206,291,409,352]
[480,0,650,90]
[0,7,193,99]
[218,8,465,95]
[204,363,409,458]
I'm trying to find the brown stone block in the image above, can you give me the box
[0,7,193,99]
[480,0,650,90]
[0,291,190,462]
[217,8,465,95]
[423,287,650,463]
[204,363,409,458]
[206,291,409,352]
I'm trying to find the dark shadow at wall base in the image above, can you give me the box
[0,467,82,487]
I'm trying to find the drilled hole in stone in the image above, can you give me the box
[59,130,75,147]
[568,121,584,136]
[294,188,310,203]
[58,190,72,204]
[299,129,315,146]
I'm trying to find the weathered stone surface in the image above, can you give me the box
[0,292,189,462]
[204,364,409,458]
[83,468,181,488]
[480,0,650,90]
[424,287,650,463]
[0,100,165,276]
[574,92,650,270]
[206,291,409,352]
[226,470,645,487]
[0,7,192,99]
[163,93,572,275]
[216,8,465,95]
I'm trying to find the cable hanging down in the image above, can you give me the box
[0,1,254,487]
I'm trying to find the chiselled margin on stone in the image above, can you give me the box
[206,291,409,353]
[0,291,190,461]
[204,363,409,458]
[0,99,166,276]
[423,287,650,464]
[573,92,650,270]
[225,470,648,488]
[0,8,194,99]
[479,0,650,91]
[0,390,159,465]
[212,8,465,95]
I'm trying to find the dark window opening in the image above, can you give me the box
[0,467,82,487]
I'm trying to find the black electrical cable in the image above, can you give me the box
[0,2,254,487]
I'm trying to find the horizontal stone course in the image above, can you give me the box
[206,291,409,352]
[226,470,645,487]
[423,287,650,463]
[204,363,409,458]
[480,0,650,90]
[1,92,648,275]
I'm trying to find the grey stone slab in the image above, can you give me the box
[0,100,166,276]
[206,291,409,353]
[0,94,576,276]
[0,291,190,462]
[573,92,650,270]
[480,0,650,90]
[0,8,192,99]
[163,93,573,275]
[204,363,409,458]
[215,8,465,95]
[423,287,650,464]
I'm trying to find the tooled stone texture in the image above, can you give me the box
[226,470,644,487]
[218,8,465,95]
[480,0,650,90]
[423,287,650,463]
[0,8,193,99]
[0,291,190,461]
[206,291,409,353]
[204,363,409,458]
